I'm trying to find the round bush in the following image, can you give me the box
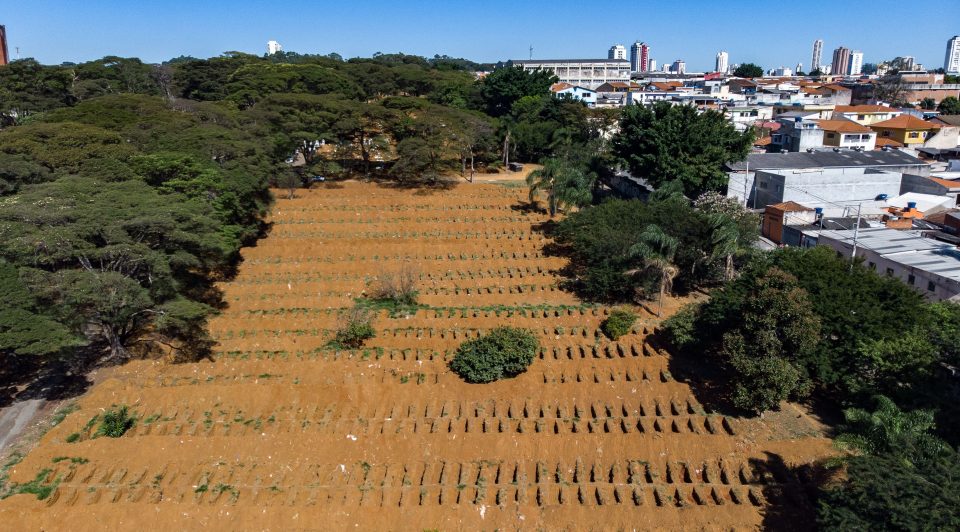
[450,326,539,383]
[601,309,637,340]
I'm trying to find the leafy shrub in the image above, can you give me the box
[450,327,539,383]
[94,405,136,438]
[662,303,701,350]
[601,309,637,340]
[330,306,375,349]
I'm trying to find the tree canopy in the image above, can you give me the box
[733,63,764,78]
[611,102,753,197]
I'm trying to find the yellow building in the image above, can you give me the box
[869,114,942,146]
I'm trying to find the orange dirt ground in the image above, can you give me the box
[0,182,833,530]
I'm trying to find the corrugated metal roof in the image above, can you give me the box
[726,150,926,171]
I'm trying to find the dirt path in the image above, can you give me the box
[0,182,833,530]
[0,399,44,452]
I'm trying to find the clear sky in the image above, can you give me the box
[2,0,958,71]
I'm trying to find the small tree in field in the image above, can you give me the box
[450,327,539,383]
[330,305,375,349]
[368,264,419,306]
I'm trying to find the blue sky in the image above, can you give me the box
[2,0,958,71]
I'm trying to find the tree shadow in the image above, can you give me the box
[510,201,543,215]
[750,451,838,531]
[648,330,749,417]
[373,177,459,192]
[0,351,94,409]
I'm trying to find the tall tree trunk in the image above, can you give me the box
[657,278,665,318]
[502,130,511,169]
[469,152,475,183]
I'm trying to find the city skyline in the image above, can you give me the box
[0,0,957,72]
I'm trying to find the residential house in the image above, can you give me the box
[769,114,825,152]
[762,201,817,243]
[869,114,942,146]
[816,119,877,150]
[816,228,960,300]
[832,105,902,125]
[550,83,598,106]
[725,105,774,131]
[817,84,853,105]
[772,102,835,119]
[594,81,641,93]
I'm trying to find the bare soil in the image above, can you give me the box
[0,182,833,530]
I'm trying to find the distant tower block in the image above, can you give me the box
[267,40,282,55]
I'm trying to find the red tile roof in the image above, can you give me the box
[869,114,942,130]
[769,201,813,212]
[874,137,904,147]
[927,176,960,189]
[835,105,899,113]
[815,119,874,133]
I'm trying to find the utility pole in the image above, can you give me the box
[849,201,863,268]
[529,45,533,60]
[742,160,750,208]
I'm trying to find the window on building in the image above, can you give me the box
[857,114,865,120]
[928,281,936,292]
[909,132,920,139]
[885,267,894,276]
[908,274,916,285]
[882,130,891,137]
[868,261,876,270]
[827,133,836,139]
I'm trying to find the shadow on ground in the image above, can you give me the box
[0,354,94,409]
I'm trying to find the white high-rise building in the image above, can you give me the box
[715,51,729,74]
[945,35,960,74]
[811,39,823,72]
[848,51,864,75]
[671,59,686,74]
[796,63,803,74]
[267,40,283,55]
[608,44,627,61]
[648,59,657,72]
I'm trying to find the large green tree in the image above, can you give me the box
[938,96,960,115]
[478,66,556,117]
[733,63,764,77]
[720,268,820,412]
[611,102,753,197]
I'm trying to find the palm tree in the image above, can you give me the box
[836,395,947,467]
[707,213,740,281]
[526,157,594,217]
[626,225,679,317]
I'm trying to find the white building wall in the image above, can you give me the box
[944,35,960,74]
[716,51,729,74]
[849,51,863,75]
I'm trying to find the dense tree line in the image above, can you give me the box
[0,50,616,379]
